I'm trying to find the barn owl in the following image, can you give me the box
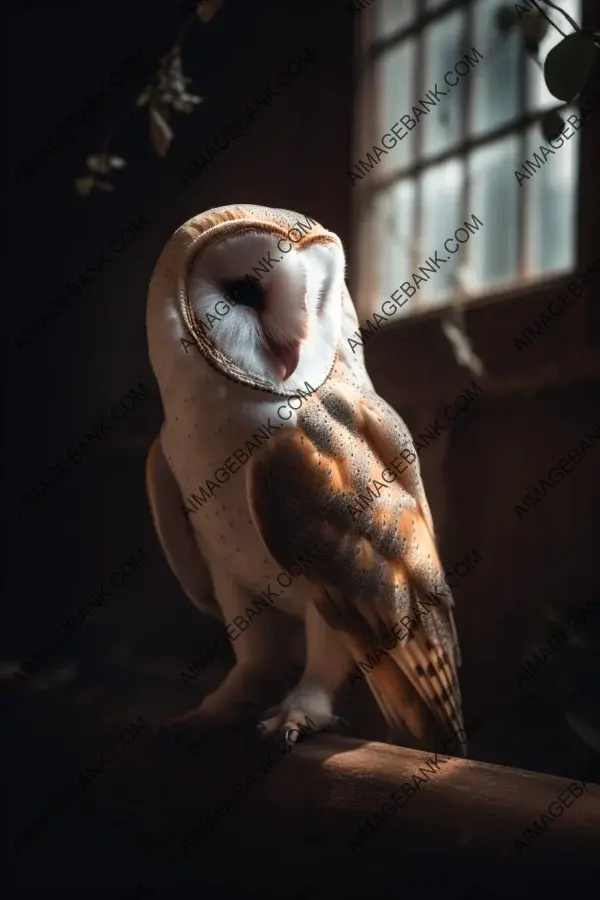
[146,203,466,753]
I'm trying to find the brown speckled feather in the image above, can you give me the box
[247,362,465,752]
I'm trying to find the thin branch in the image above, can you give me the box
[173,9,200,51]
[98,9,199,160]
[536,0,580,32]
[77,4,221,194]
[528,0,567,40]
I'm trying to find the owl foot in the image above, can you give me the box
[258,684,345,744]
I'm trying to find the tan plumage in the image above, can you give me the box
[145,203,465,753]
[247,367,464,749]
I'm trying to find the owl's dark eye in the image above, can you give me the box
[223,277,265,310]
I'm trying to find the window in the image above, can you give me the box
[351,0,581,324]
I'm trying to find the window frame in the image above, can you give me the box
[348,0,599,392]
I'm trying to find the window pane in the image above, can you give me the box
[373,181,415,321]
[528,0,581,111]
[375,40,417,173]
[468,136,520,288]
[358,0,582,320]
[423,10,468,158]
[420,160,465,308]
[472,0,520,136]
[524,120,578,276]
[374,0,417,40]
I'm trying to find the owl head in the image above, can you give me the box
[147,204,356,397]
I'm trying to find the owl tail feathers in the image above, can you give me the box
[348,637,436,746]
[347,636,468,757]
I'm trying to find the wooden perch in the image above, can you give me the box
[94,729,600,898]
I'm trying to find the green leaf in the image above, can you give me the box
[565,703,600,753]
[540,109,565,142]
[544,31,598,102]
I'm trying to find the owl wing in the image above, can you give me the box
[246,380,465,752]
[146,433,219,620]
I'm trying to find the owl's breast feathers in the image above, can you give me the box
[246,372,466,752]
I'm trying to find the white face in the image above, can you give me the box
[186,229,346,393]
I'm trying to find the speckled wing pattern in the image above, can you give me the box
[247,364,465,751]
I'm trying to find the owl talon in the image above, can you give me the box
[282,721,314,745]
[283,725,297,745]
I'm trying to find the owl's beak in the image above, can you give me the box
[265,336,301,381]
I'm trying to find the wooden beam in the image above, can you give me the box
[94,729,600,899]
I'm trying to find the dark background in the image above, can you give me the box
[2,1,599,898]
